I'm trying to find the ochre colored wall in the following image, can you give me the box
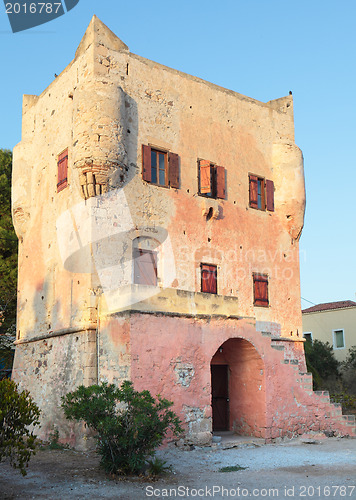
[303,307,356,362]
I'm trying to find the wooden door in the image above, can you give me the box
[211,364,229,431]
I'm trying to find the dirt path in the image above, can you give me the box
[0,437,355,499]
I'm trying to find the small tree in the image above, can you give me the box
[62,381,183,475]
[304,339,340,390]
[0,379,41,475]
[342,346,356,370]
[341,346,356,397]
[0,149,18,374]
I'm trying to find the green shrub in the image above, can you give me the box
[0,378,41,475]
[219,465,247,472]
[304,339,340,389]
[342,346,356,370]
[62,381,183,475]
[146,456,172,477]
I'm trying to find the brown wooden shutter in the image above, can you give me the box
[200,160,211,194]
[216,165,226,199]
[254,274,268,307]
[201,264,217,294]
[134,249,157,286]
[249,175,258,208]
[142,145,151,182]
[168,152,180,188]
[266,179,275,212]
[57,149,68,192]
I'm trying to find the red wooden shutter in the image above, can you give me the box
[216,165,226,199]
[168,152,180,188]
[266,179,275,212]
[249,175,258,208]
[254,274,268,306]
[142,145,151,182]
[134,249,157,286]
[200,160,211,194]
[201,264,217,294]
[57,149,68,192]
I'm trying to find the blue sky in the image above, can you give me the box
[0,0,355,307]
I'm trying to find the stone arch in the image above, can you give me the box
[211,337,267,437]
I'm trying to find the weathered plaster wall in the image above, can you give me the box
[12,15,305,345]
[86,17,305,339]
[14,329,97,447]
[12,42,97,342]
[97,313,354,443]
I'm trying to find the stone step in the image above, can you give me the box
[314,390,330,402]
[340,414,356,424]
[271,345,285,351]
[261,331,272,337]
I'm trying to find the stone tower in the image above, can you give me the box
[11,16,355,446]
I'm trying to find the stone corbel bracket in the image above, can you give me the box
[201,199,220,220]
[75,160,124,199]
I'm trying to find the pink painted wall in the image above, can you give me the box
[212,338,266,437]
[100,313,355,442]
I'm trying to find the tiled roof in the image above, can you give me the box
[302,300,356,314]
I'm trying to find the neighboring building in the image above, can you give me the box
[302,301,356,363]
[11,16,355,446]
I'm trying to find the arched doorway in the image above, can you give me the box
[211,338,266,437]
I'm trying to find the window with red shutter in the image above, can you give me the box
[199,160,226,200]
[201,263,217,294]
[249,175,259,209]
[57,149,68,192]
[249,175,274,212]
[142,144,180,188]
[266,179,275,212]
[253,273,269,307]
[168,152,180,188]
[133,248,157,286]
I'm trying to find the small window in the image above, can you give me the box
[142,145,180,188]
[303,332,313,344]
[198,160,226,199]
[333,329,345,349]
[57,149,68,192]
[253,273,269,307]
[133,248,157,286]
[249,175,274,211]
[201,263,217,294]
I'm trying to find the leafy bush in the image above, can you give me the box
[62,381,183,475]
[330,392,356,414]
[342,346,356,370]
[304,339,340,389]
[146,456,172,477]
[0,149,18,372]
[0,378,40,475]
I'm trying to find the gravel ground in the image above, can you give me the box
[0,437,355,499]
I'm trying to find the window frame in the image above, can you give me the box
[201,263,218,294]
[253,273,269,307]
[249,174,274,212]
[332,329,345,350]
[150,148,169,187]
[57,148,68,192]
[133,248,158,286]
[303,332,313,344]
[142,144,180,189]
